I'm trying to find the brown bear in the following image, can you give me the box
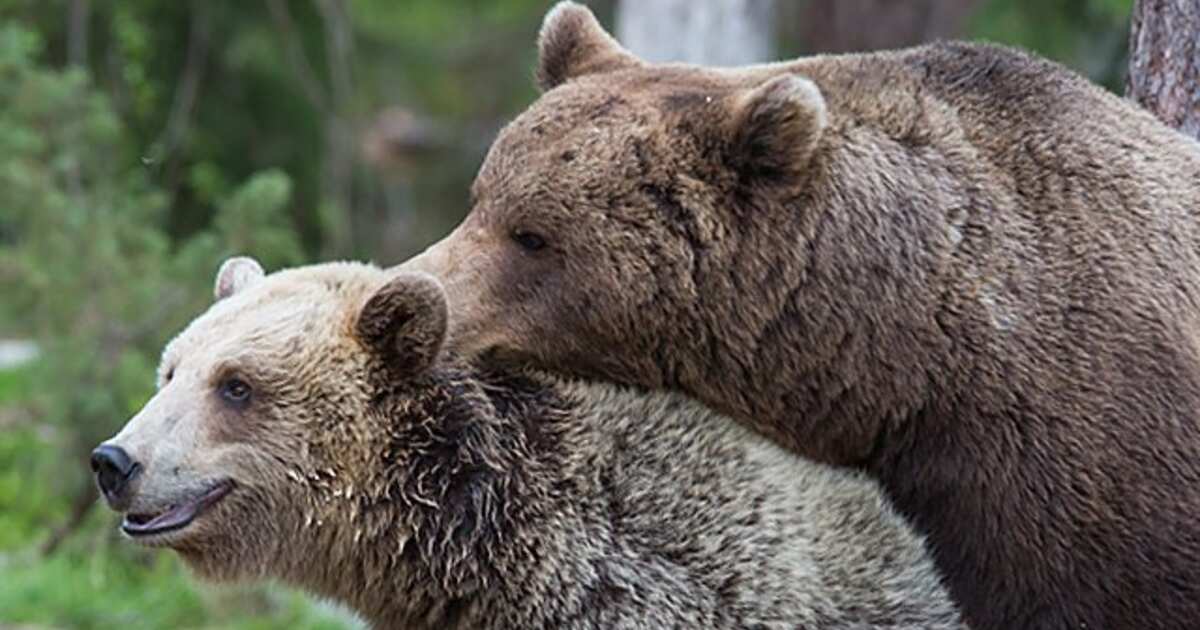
[91,258,966,629]
[398,3,1200,629]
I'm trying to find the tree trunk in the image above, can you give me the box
[265,0,360,257]
[615,0,776,65]
[156,0,211,200]
[315,0,358,258]
[64,0,92,204]
[1126,0,1200,140]
[67,0,90,68]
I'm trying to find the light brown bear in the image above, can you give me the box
[91,258,965,630]
[399,3,1200,630]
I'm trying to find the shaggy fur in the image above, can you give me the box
[95,261,964,630]
[399,4,1200,629]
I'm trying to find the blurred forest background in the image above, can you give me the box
[0,0,1148,627]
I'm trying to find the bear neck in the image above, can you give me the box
[640,109,968,468]
[294,365,592,629]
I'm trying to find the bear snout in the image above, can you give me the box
[91,443,142,509]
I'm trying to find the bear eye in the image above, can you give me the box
[511,230,547,252]
[219,378,252,407]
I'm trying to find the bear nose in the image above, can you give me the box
[90,444,140,505]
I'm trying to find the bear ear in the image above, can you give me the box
[536,1,641,91]
[727,74,828,181]
[356,271,449,378]
[214,257,265,301]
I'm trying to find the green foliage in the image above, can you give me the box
[1,0,550,260]
[0,513,356,629]
[0,20,349,629]
[0,360,33,403]
[213,169,306,270]
[0,549,355,629]
[0,49,298,461]
[971,0,1134,90]
[0,419,63,550]
[1,524,208,628]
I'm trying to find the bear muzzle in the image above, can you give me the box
[91,443,141,510]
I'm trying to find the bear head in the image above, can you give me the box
[401,1,830,393]
[92,258,453,585]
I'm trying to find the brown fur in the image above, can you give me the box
[400,4,1200,629]
[94,261,965,629]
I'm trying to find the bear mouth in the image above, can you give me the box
[122,480,235,538]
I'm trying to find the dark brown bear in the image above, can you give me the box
[400,3,1200,629]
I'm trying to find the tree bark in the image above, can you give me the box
[1126,0,1200,140]
[615,0,776,65]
